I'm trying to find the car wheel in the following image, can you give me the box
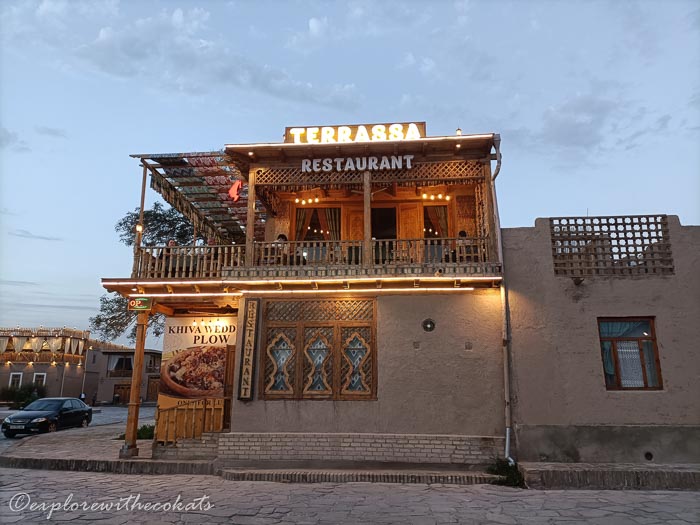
[47,422,57,433]
[81,417,89,428]
[3,431,16,438]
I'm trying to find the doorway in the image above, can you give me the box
[371,207,396,239]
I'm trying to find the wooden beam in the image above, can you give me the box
[363,170,372,266]
[245,168,257,267]
[152,303,175,316]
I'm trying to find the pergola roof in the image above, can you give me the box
[132,133,497,242]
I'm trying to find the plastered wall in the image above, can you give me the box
[230,292,505,437]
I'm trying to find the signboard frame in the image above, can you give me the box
[237,298,260,401]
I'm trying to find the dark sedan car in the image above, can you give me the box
[1,397,92,438]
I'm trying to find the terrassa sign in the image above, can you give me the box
[284,122,426,144]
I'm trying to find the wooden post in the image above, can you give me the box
[362,170,372,266]
[119,311,148,458]
[132,166,148,278]
[245,168,256,267]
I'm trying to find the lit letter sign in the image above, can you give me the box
[300,155,415,173]
[285,122,426,144]
[128,297,152,311]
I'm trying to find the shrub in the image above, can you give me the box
[116,424,155,440]
[0,384,48,409]
[487,457,525,487]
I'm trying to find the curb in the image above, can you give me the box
[220,469,501,485]
[520,465,700,491]
[0,456,214,476]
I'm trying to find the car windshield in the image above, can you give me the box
[23,399,63,411]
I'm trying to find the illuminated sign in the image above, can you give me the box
[238,298,260,401]
[228,180,242,202]
[301,155,415,173]
[127,297,152,311]
[284,122,426,144]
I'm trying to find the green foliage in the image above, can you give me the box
[116,424,155,440]
[487,457,525,487]
[91,202,192,343]
[115,201,202,247]
[89,293,164,343]
[0,384,48,409]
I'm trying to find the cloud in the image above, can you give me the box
[1,4,359,109]
[72,9,359,109]
[0,127,30,152]
[0,279,39,287]
[35,126,67,138]
[8,229,63,241]
[0,207,18,215]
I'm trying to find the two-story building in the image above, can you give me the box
[103,122,699,466]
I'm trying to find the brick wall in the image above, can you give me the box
[217,433,503,466]
[152,433,220,460]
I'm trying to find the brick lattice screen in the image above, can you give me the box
[550,215,674,277]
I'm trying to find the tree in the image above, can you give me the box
[115,201,201,247]
[90,202,196,343]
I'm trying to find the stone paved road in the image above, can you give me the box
[0,469,698,524]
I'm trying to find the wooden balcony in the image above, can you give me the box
[131,237,502,282]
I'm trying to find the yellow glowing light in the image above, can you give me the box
[302,199,306,205]
[5,361,10,366]
[65,362,69,367]
[430,195,435,200]
[28,361,34,366]
[446,195,451,201]
[438,194,443,199]
[295,198,300,203]
[422,193,428,199]
[314,197,319,203]
[135,224,143,232]
[51,361,57,366]
[245,287,475,295]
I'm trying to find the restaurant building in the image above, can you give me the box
[103,122,699,465]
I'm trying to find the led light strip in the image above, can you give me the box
[105,276,501,286]
[128,287,475,298]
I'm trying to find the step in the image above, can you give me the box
[219,468,502,485]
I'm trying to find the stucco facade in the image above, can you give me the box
[503,216,700,463]
[230,292,504,437]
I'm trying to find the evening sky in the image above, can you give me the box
[1,0,698,343]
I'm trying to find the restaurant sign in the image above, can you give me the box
[238,298,260,401]
[284,122,426,144]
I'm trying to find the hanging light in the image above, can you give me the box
[314,197,319,203]
[295,198,300,203]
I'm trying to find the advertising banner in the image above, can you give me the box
[156,316,236,440]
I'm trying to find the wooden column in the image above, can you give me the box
[132,165,148,278]
[119,311,148,458]
[362,170,372,266]
[245,168,256,267]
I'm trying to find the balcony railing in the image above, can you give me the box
[132,237,500,280]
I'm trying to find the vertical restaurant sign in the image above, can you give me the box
[159,316,236,402]
[238,298,260,401]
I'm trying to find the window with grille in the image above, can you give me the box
[260,299,376,400]
[598,318,662,390]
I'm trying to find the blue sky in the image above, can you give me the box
[1,0,698,340]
